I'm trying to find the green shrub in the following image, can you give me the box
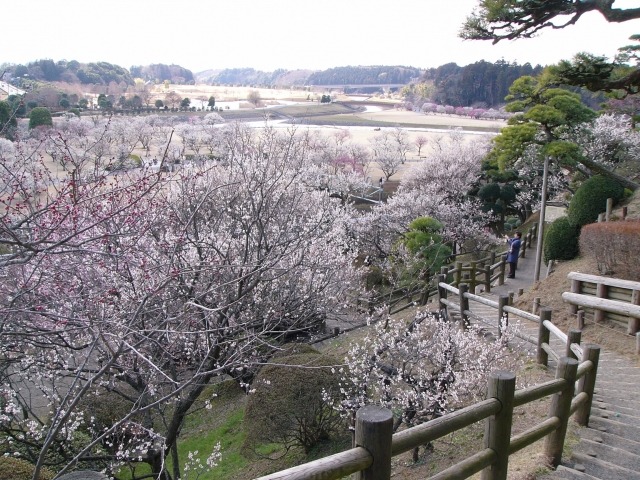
[0,456,55,480]
[244,346,347,454]
[28,107,53,129]
[544,216,580,262]
[567,175,624,227]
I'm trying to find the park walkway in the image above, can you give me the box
[469,246,640,480]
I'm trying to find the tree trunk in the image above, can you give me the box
[578,157,640,190]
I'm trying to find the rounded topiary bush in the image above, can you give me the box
[28,107,53,130]
[0,456,55,480]
[567,175,625,227]
[244,345,347,454]
[544,216,580,262]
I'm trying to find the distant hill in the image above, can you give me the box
[194,66,421,87]
[3,60,195,86]
[195,68,312,86]
[306,66,422,86]
[130,64,194,84]
[6,59,135,86]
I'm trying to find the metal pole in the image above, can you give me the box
[533,156,550,282]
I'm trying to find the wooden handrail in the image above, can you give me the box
[257,349,596,480]
[564,271,640,335]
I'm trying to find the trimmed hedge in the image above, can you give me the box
[579,220,640,280]
[567,175,624,227]
[544,216,580,262]
[0,457,54,480]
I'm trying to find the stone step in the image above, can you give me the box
[579,426,640,456]
[568,452,640,480]
[587,416,640,444]
[573,438,640,472]
[592,396,640,410]
[595,379,640,390]
[598,368,640,378]
[591,406,640,426]
[594,388,640,402]
[547,465,602,480]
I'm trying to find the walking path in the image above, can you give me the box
[469,246,640,479]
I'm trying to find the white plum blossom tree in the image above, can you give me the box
[0,123,365,479]
[327,311,521,462]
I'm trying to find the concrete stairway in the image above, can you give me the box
[460,258,640,479]
[546,354,640,480]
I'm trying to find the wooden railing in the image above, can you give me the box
[256,348,600,480]
[258,259,601,480]
[563,271,640,335]
[437,281,585,368]
[365,224,538,316]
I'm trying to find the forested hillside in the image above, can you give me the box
[6,59,135,86]
[306,65,422,85]
[3,60,194,86]
[424,60,543,107]
[130,64,194,84]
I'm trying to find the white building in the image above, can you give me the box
[0,81,26,100]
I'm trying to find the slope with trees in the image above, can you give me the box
[130,64,194,84]
[0,120,366,479]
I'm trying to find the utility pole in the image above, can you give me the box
[533,156,550,282]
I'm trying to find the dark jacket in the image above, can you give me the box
[506,237,521,263]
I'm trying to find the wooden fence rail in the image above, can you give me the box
[259,254,601,479]
[373,224,539,317]
[564,271,640,334]
[256,345,599,480]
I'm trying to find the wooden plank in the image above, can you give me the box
[568,272,640,291]
[562,292,640,318]
[608,286,633,302]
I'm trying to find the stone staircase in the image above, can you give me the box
[547,353,640,480]
[464,283,640,479]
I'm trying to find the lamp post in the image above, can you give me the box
[533,156,550,282]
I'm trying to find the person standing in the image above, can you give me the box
[505,231,522,279]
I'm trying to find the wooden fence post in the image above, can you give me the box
[637,332,640,355]
[537,308,551,367]
[438,273,448,319]
[355,406,393,480]
[569,279,580,315]
[498,294,509,338]
[575,344,600,426]
[566,329,582,361]
[544,357,578,468]
[622,206,628,220]
[629,289,640,335]
[508,291,514,306]
[595,283,607,323]
[484,264,492,293]
[441,265,449,281]
[455,261,463,286]
[520,234,527,258]
[532,297,541,316]
[576,310,585,330]
[481,371,516,480]
[606,197,613,221]
[459,283,470,329]
[470,261,477,293]
[546,259,554,278]
[499,255,506,286]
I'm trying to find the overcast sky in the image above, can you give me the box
[3,0,638,73]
